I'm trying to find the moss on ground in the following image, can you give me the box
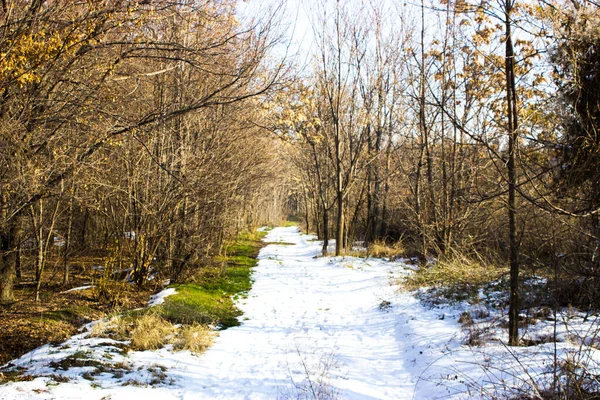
[157,229,266,329]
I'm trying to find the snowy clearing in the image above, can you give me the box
[1,226,599,399]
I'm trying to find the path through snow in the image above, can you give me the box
[3,226,583,399]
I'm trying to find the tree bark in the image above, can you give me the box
[0,229,15,302]
[63,188,74,285]
[322,208,329,256]
[505,0,520,346]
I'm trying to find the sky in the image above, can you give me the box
[236,0,316,70]
[235,0,444,77]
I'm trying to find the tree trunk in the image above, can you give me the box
[15,238,21,281]
[335,190,344,256]
[335,125,344,255]
[505,0,520,346]
[63,190,74,285]
[416,0,428,266]
[0,228,15,303]
[322,208,329,256]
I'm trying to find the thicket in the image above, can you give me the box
[0,0,290,305]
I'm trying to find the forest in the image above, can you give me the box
[0,0,600,398]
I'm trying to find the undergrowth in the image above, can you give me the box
[404,254,508,304]
[406,253,600,399]
[157,229,266,328]
[91,229,266,353]
[367,239,405,260]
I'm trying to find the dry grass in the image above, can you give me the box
[403,253,508,305]
[404,253,507,291]
[172,324,214,354]
[91,313,175,351]
[91,313,215,353]
[339,239,405,259]
[368,239,405,259]
[89,314,133,341]
[130,314,175,350]
[89,316,117,338]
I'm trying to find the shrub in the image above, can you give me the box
[459,311,474,327]
[93,278,129,308]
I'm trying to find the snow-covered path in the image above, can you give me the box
[0,227,486,399]
[192,226,422,399]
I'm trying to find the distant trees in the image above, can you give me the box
[551,0,600,213]
[544,0,600,306]
[286,0,407,257]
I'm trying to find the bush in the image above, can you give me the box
[93,278,129,308]
[551,276,600,310]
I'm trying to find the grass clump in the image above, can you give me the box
[90,315,127,339]
[91,313,215,353]
[91,313,175,351]
[342,239,404,259]
[172,324,214,354]
[130,314,175,351]
[368,239,405,260]
[404,254,507,303]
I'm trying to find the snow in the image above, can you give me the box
[1,226,600,399]
[148,287,177,307]
[60,285,94,294]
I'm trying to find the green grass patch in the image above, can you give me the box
[157,229,266,329]
[283,221,299,227]
[159,284,240,327]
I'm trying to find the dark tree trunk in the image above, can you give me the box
[0,230,14,303]
[0,212,20,302]
[505,0,520,346]
[63,191,74,285]
[322,208,329,256]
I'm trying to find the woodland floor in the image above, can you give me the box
[1,227,599,399]
[0,260,156,366]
